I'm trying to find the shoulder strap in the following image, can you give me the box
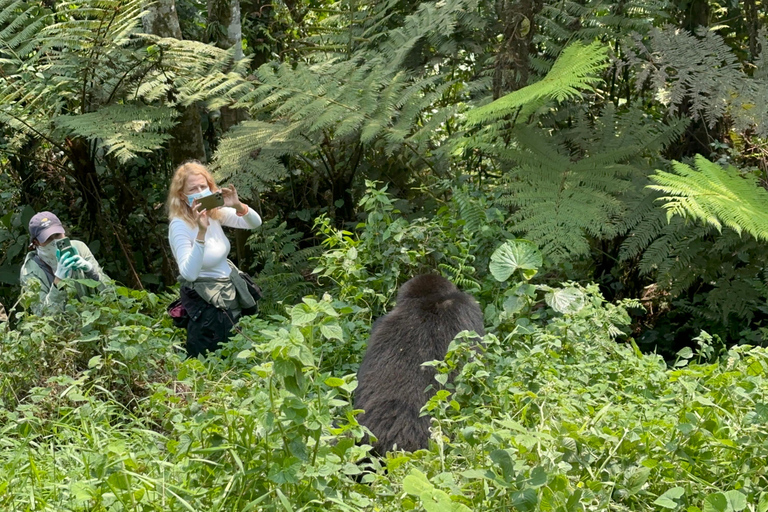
[32,254,56,286]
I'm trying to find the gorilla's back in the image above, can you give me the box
[354,274,484,454]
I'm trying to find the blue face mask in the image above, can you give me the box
[187,187,212,206]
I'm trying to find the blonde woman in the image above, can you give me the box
[167,161,262,357]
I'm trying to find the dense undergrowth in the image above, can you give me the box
[2,188,767,511]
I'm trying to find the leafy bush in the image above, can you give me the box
[2,211,768,511]
[2,282,180,409]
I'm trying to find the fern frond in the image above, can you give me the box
[245,218,320,315]
[628,25,768,136]
[55,105,178,162]
[465,41,609,126]
[490,106,682,263]
[453,188,486,235]
[649,155,768,242]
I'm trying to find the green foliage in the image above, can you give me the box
[649,154,768,242]
[489,107,686,262]
[489,239,542,282]
[465,41,609,125]
[312,181,443,315]
[609,155,768,349]
[216,54,456,189]
[427,284,768,510]
[246,216,322,316]
[1,283,179,408]
[0,0,46,59]
[0,202,34,290]
[533,0,671,70]
[629,26,768,137]
[3,209,768,510]
[55,105,178,163]
[214,0,485,195]
[312,181,504,316]
[0,0,252,157]
[621,213,768,351]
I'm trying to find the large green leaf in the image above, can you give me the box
[402,469,432,496]
[544,287,586,314]
[0,264,20,285]
[489,239,542,282]
[654,487,685,509]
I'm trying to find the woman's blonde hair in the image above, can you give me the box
[167,161,223,225]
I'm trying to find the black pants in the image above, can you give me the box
[180,287,242,358]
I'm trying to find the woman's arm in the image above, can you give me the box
[219,185,262,230]
[169,219,206,281]
[220,206,262,230]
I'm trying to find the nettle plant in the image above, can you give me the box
[1,281,180,409]
[142,294,384,510]
[313,181,500,320]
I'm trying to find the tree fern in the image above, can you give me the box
[636,220,768,327]
[649,155,768,242]
[0,0,254,162]
[212,0,481,191]
[619,155,768,336]
[464,41,609,126]
[246,218,321,315]
[535,0,670,58]
[492,106,686,263]
[453,187,486,235]
[0,0,47,59]
[54,105,178,163]
[144,36,253,109]
[629,26,768,137]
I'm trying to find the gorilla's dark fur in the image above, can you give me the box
[354,274,484,455]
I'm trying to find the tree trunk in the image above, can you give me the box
[493,0,543,99]
[143,0,207,165]
[666,0,716,160]
[681,0,710,33]
[743,0,759,61]
[241,0,275,69]
[207,0,248,133]
[66,138,145,288]
[207,0,254,267]
[142,0,183,37]
[169,108,207,166]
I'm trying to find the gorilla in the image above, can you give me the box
[354,274,484,455]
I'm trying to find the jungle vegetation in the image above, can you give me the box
[1,0,768,510]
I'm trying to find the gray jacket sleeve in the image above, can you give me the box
[19,254,67,316]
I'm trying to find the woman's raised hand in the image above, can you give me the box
[192,200,210,233]
[221,184,243,210]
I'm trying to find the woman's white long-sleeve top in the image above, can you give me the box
[169,207,262,282]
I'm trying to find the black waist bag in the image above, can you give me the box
[239,271,263,316]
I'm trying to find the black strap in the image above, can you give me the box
[32,254,56,286]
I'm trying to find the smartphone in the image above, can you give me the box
[55,237,77,259]
[195,191,224,211]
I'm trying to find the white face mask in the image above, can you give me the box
[36,243,59,267]
[187,187,212,206]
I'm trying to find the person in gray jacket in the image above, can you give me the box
[20,211,108,315]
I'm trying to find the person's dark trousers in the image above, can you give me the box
[180,287,241,358]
